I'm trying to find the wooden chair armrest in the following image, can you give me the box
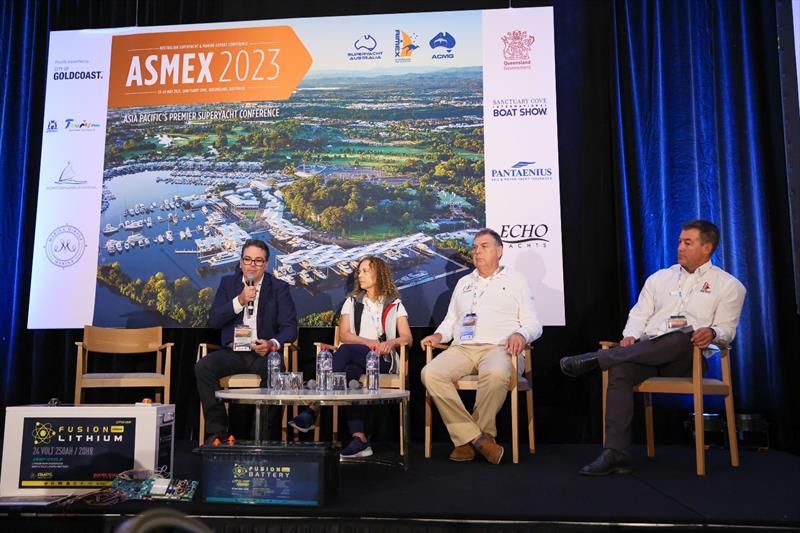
[196,342,222,362]
[157,342,174,350]
[432,343,450,351]
[74,341,87,349]
[599,341,618,349]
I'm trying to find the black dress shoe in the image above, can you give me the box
[579,448,633,476]
[559,353,600,377]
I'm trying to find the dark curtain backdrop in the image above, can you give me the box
[1,0,798,452]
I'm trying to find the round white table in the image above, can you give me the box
[215,388,410,469]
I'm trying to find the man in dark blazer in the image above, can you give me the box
[195,238,297,443]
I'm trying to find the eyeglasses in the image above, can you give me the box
[241,256,266,266]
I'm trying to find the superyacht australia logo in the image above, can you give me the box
[500,223,550,249]
[429,31,456,60]
[395,30,419,62]
[490,161,552,182]
[348,34,383,61]
[47,161,94,190]
[44,224,86,268]
[492,97,548,118]
[501,30,535,71]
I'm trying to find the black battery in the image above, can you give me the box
[199,440,339,506]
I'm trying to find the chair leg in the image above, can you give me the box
[601,370,608,447]
[281,406,288,443]
[511,386,519,464]
[292,405,300,442]
[155,391,162,403]
[424,392,432,459]
[199,406,205,446]
[526,389,535,454]
[725,391,739,467]
[644,392,655,457]
[399,403,405,456]
[694,389,706,476]
[332,405,339,444]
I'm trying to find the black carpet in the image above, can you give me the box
[1,440,798,532]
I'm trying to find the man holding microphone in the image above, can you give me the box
[195,238,297,444]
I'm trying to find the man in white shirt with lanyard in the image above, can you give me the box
[560,220,746,475]
[421,228,543,464]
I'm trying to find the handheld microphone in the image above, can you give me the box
[245,274,255,317]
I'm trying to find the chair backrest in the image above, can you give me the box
[83,325,162,354]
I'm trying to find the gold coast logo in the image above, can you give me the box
[32,422,57,445]
[233,464,248,478]
[501,30,535,71]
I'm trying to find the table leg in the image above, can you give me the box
[254,403,262,445]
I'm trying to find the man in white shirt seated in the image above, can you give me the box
[560,220,746,475]
[421,228,543,464]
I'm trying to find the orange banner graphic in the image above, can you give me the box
[108,26,312,108]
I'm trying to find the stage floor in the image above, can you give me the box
[1,440,798,531]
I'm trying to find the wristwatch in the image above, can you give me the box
[710,328,717,339]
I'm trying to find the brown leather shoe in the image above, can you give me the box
[475,434,504,464]
[449,443,476,461]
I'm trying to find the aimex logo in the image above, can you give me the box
[429,31,456,59]
[501,30,535,71]
[490,161,553,182]
[500,224,550,249]
[32,422,57,445]
[394,30,419,62]
[44,224,86,268]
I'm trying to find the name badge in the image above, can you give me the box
[460,313,477,341]
[233,325,254,351]
[666,315,688,330]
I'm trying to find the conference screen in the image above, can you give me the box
[28,7,564,329]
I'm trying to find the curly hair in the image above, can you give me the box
[351,256,399,302]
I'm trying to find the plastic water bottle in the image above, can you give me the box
[366,345,380,392]
[267,348,281,390]
[317,345,333,391]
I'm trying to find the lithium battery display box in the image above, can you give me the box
[200,441,339,506]
[0,404,174,496]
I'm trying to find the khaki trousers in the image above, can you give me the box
[421,344,512,446]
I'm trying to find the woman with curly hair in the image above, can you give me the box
[289,256,412,457]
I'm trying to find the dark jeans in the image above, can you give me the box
[332,343,391,435]
[597,330,701,453]
[195,348,282,437]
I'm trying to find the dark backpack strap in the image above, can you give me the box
[353,297,364,337]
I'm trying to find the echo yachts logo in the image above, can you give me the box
[500,223,549,248]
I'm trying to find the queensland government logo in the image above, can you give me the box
[45,224,86,268]
[395,30,419,62]
[490,161,553,182]
[491,97,548,117]
[501,30,534,71]
[348,34,383,61]
[500,224,549,249]
[429,31,456,59]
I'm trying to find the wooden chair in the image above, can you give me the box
[310,327,409,454]
[74,325,173,405]
[196,341,297,445]
[424,343,535,463]
[600,340,739,476]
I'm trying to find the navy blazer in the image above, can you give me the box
[208,271,298,348]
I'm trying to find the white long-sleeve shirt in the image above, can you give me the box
[622,261,746,345]
[435,267,543,345]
